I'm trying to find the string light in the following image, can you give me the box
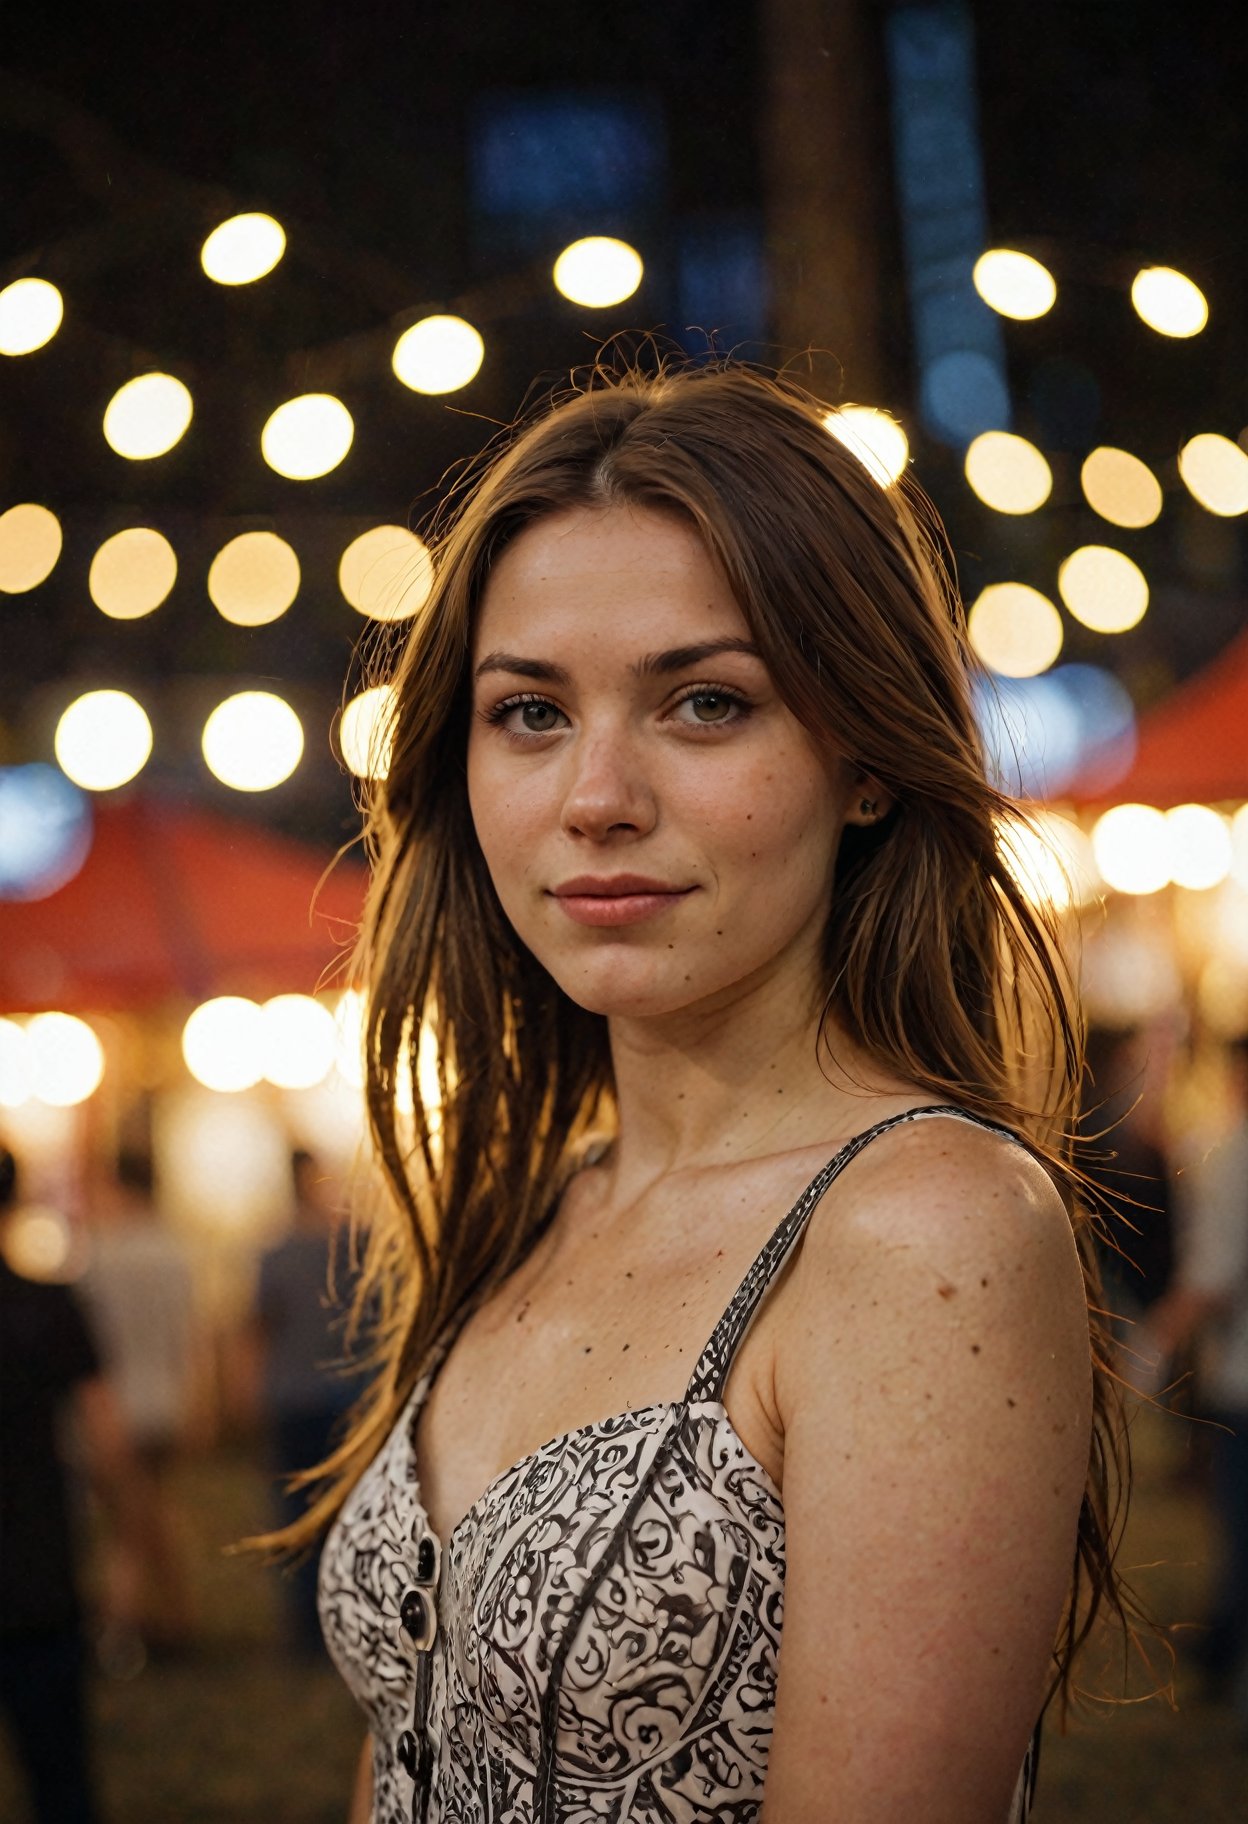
[0,503,62,593]
[964,432,1052,514]
[55,691,153,791]
[967,583,1063,677]
[103,373,193,460]
[201,213,286,285]
[972,250,1056,320]
[208,532,300,625]
[261,394,353,479]
[0,278,64,355]
[89,529,177,619]
[552,237,644,308]
[339,686,398,780]
[1058,546,1149,633]
[823,408,910,486]
[1130,266,1208,338]
[1080,447,1163,529]
[201,691,303,791]
[338,526,434,621]
[1178,433,1248,517]
[392,315,483,394]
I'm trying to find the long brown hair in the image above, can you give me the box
[266,352,1143,1719]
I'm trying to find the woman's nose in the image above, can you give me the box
[558,730,657,840]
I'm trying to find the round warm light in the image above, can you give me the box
[201,212,287,285]
[260,994,337,1089]
[1165,803,1231,891]
[0,503,62,592]
[1231,804,1248,893]
[0,1017,30,1107]
[0,277,64,355]
[207,531,300,625]
[26,1012,105,1106]
[201,691,303,791]
[964,432,1052,514]
[552,236,644,308]
[89,528,177,620]
[103,372,193,460]
[967,582,1063,678]
[1091,804,1170,895]
[1130,266,1208,338]
[824,407,909,486]
[333,988,366,1087]
[182,997,264,1092]
[391,315,484,395]
[1177,433,1248,518]
[340,685,397,780]
[55,690,152,791]
[261,394,354,479]
[1080,447,1163,529]
[972,249,1056,321]
[338,525,434,621]
[1057,545,1149,633]
[997,811,1098,913]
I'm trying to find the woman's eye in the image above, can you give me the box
[482,684,750,739]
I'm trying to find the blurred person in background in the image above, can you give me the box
[1079,1025,1176,1396]
[79,1148,202,1664]
[246,1148,361,1655]
[1151,1032,1248,1722]
[0,1144,157,1824]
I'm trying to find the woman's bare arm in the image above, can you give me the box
[348,1734,372,1824]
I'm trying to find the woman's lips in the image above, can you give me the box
[553,888,696,927]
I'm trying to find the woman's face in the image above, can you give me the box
[466,502,879,1021]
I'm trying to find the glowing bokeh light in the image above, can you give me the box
[391,315,484,395]
[1080,447,1162,529]
[1091,804,1170,895]
[182,997,264,1092]
[333,988,365,1088]
[2,1208,73,1279]
[340,685,398,780]
[997,811,1098,912]
[338,525,434,621]
[1057,545,1149,633]
[0,503,62,593]
[201,212,287,285]
[1178,433,1248,518]
[0,1017,30,1107]
[972,249,1056,321]
[824,407,910,486]
[260,994,337,1090]
[1232,804,1248,894]
[967,582,1063,678]
[26,1012,105,1105]
[89,528,177,620]
[1130,266,1208,338]
[0,278,64,355]
[261,394,353,479]
[55,690,152,791]
[1165,804,1232,891]
[103,373,193,460]
[552,237,643,308]
[207,531,300,625]
[964,432,1052,514]
[201,691,303,791]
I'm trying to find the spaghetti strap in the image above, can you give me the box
[683,1102,1027,1404]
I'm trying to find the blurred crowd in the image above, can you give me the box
[2,1032,1248,1820]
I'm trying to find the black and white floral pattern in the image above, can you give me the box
[319,1106,1039,1822]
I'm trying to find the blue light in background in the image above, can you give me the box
[470,91,666,222]
[885,3,1010,446]
[674,217,769,357]
[974,664,1137,800]
[0,765,93,901]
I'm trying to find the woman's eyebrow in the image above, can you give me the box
[473,638,764,686]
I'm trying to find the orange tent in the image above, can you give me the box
[0,794,366,1013]
[1066,622,1248,808]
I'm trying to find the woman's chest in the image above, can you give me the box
[413,1163,807,1550]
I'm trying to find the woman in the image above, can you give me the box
[301,359,1124,1822]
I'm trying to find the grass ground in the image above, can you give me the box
[0,1400,1240,1821]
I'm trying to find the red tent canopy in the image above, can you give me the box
[0,794,366,1013]
[1066,622,1248,808]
